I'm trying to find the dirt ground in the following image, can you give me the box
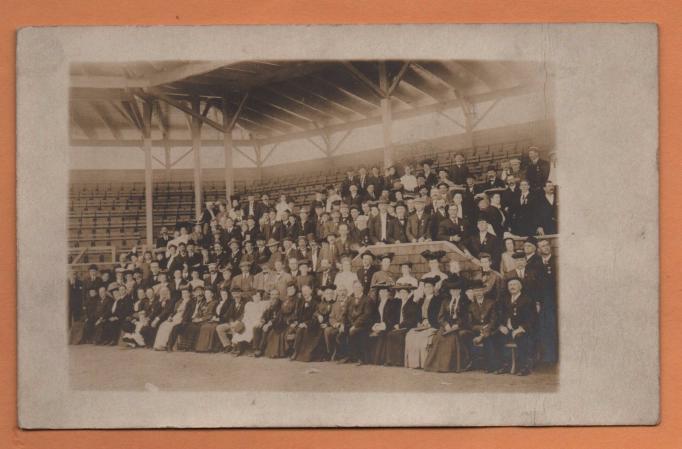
[69,345,558,393]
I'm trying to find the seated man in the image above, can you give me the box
[491,278,537,376]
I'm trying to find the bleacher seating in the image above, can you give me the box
[68,140,541,271]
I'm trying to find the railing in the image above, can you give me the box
[351,240,483,279]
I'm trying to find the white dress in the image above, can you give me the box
[153,299,189,350]
[232,300,271,344]
[404,295,437,368]
[334,271,360,295]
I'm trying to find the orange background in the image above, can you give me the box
[1,1,679,448]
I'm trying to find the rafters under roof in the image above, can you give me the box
[69,59,546,149]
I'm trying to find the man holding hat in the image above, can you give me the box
[231,260,255,295]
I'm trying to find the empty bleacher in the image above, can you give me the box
[68,140,539,271]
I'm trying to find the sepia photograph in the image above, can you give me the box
[67,59,558,392]
[16,24,658,428]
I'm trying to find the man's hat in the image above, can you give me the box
[378,252,395,262]
[298,259,311,267]
[421,276,439,286]
[392,283,417,291]
[323,284,337,290]
[421,158,434,166]
[478,252,492,260]
[282,236,293,243]
[267,238,279,247]
[466,279,485,290]
[193,285,205,292]
[525,236,539,247]
[228,238,241,246]
[512,251,526,259]
[88,264,99,271]
[239,260,252,268]
[340,250,359,261]
[421,249,446,261]
[360,250,375,260]
[394,201,407,209]
[506,276,523,285]
[373,282,393,292]
[443,278,464,291]
[484,187,506,196]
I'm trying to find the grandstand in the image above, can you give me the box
[68,60,554,272]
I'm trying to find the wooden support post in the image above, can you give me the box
[222,97,234,204]
[191,97,203,221]
[142,101,154,248]
[378,61,394,169]
[163,132,172,182]
[254,143,263,182]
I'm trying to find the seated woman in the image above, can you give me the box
[176,286,216,351]
[232,289,272,356]
[404,277,441,368]
[140,287,174,348]
[385,283,420,366]
[195,287,232,353]
[153,286,195,351]
[424,278,472,372]
[366,283,400,365]
[262,283,299,358]
[292,285,328,362]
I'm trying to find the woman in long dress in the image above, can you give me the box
[366,283,400,365]
[263,283,298,358]
[424,278,472,372]
[404,277,441,368]
[153,287,194,351]
[232,289,271,355]
[194,287,232,352]
[385,283,420,366]
[175,286,214,351]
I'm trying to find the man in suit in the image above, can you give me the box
[206,262,224,292]
[491,278,538,375]
[307,237,322,273]
[406,197,432,243]
[82,264,103,303]
[436,203,467,249]
[509,179,537,237]
[421,159,439,189]
[231,260,255,295]
[367,166,384,194]
[534,181,558,235]
[242,194,264,221]
[98,285,133,345]
[525,147,550,190]
[356,251,379,296]
[449,153,471,185]
[356,166,369,193]
[467,218,501,269]
[368,200,393,244]
[169,269,188,303]
[156,227,171,249]
[475,167,506,194]
[165,245,184,276]
[536,238,558,364]
[501,175,521,215]
[340,169,356,198]
[338,281,374,365]
[315,258,337,296]
[388,202,409,243]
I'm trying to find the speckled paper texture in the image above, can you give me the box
[16,24,658,428]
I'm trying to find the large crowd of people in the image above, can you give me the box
[68,147,558,376]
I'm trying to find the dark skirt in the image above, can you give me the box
[423,328,472,373]
[385,329,409,366]
[176,322,204,351]
[293,326,326,362]
[366,331,389,365]
[263,327,289,358]
[195,322,221,352]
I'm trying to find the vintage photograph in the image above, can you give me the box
[66,59,558,392]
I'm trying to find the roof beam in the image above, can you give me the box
[90,102,122,140]
[341,62,386,99]
[147,61,230,86]
[70,138,254,147]
[145,90,225,134]
[387,62,411,97]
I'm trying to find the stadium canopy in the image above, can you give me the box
[69,60,546,245]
